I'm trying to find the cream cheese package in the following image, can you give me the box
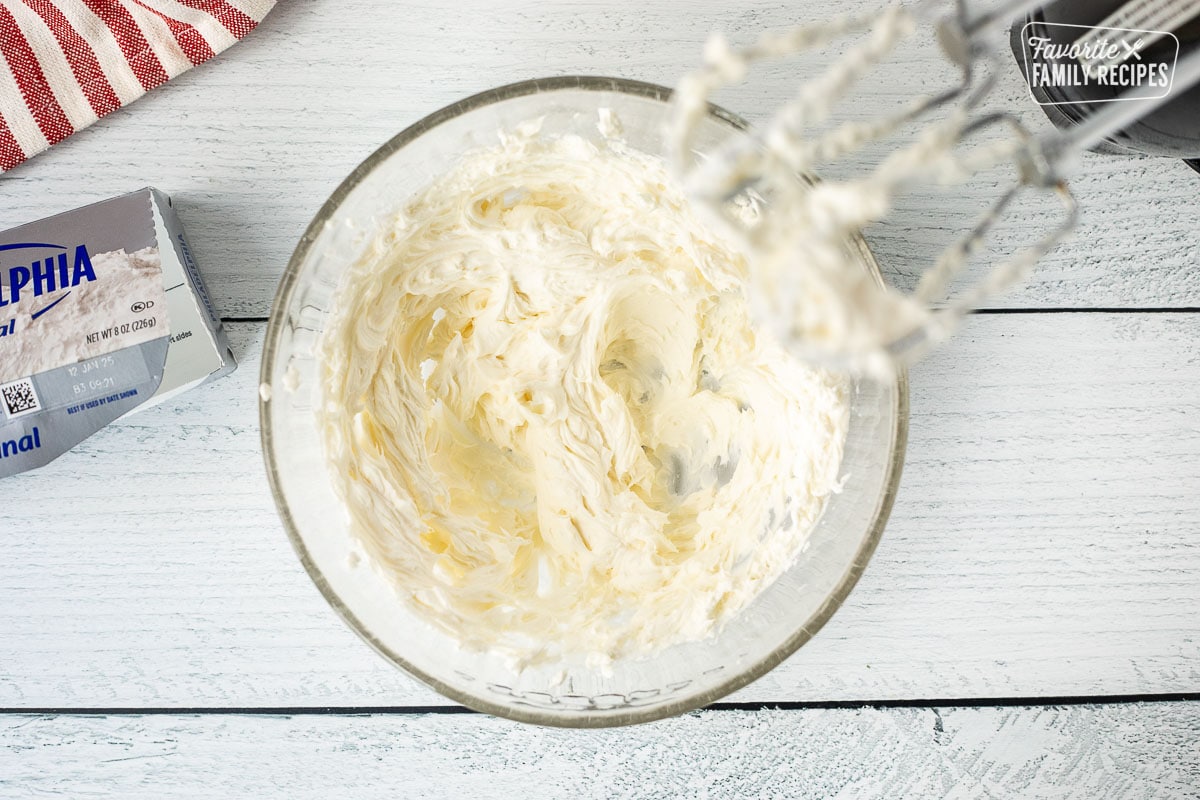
[0,188,236,478]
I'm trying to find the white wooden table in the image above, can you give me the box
[2,1,1199,797]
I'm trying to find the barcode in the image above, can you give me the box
[1,378,41,418]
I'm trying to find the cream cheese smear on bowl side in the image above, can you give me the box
[315,117,850,668]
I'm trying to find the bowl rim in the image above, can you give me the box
[259,74,909,728]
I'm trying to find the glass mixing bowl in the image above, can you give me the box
[260,76,907,727]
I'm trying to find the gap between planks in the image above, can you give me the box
[220,307,1200,326]
[8,692,1200,716]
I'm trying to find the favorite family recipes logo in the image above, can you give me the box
[1020,21,1179,104]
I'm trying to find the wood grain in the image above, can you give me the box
[2,313,1197,708]
[2,0,1197,787]
[0,0,1196,317]
[2,704,1198,798]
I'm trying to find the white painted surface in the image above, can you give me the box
[2,0,1199,792]
[3,705,1199,799]
[3,314,1197,708]
[0,0,1196,317]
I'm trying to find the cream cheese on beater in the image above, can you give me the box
[668,5,1036,373]
[318,122,848,663]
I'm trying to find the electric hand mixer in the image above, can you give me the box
[668,0,1200,373]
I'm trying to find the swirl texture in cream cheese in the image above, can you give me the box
[318,123,848,663]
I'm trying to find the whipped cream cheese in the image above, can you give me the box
[318,123,849,663]
[668,6,1035,373]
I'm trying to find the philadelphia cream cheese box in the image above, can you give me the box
[0,188,236,478]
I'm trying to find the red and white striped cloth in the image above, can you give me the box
[0,0,274,172]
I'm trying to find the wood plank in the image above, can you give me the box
[2,704,1199,798]
[0,0,1195,316]
[2,314,1198,708]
